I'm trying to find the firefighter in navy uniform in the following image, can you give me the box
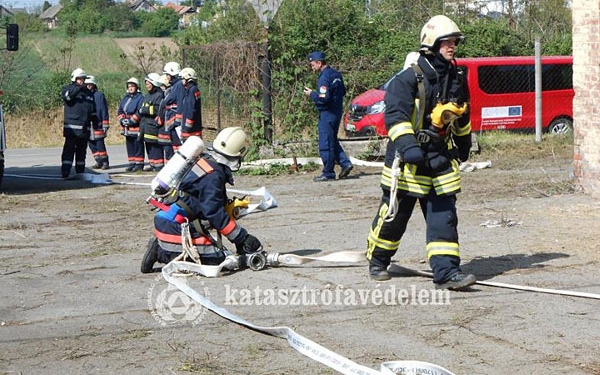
[117,77,145,171]
[85,76,110,170]
[60,68,97,178]
[158,61,185,155]
[366,15,476,290]
[139,73,165,172]
[141,127,262,273]
[178,67,203,141]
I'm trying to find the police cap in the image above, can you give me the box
[308,51,326,62]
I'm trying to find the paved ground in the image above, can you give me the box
[1,145,600,375]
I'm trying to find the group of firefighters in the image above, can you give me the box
[60,61,201,177]
[62,14,477,291]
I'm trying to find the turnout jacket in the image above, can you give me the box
[154,154,247,247]
[159,79,184,131]
[61,83,96,139]
[138,88,164,143]
[90,89,109,140]
[179,82,203,140]
[382,53,471,197]
[309,65,346,117]
[117,91,144,137]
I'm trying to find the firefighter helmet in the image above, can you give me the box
[126,77,139,87]
[163,61,181,76]
[145,73,162,87]
[84,75,97,86]
[180,67,197,83]
[212,127,250,158]
[71,68,87,82]
[158,74,170,87]
[420,15,463,51]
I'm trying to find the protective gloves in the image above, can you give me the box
[402,145,425,166]
[427,151,450,173]
[430,102,468,130]
[236,233,262,255]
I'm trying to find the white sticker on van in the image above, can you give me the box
[481,106,522,119]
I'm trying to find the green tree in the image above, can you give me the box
[140,7,180,37]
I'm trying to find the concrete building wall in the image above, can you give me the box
[572,0,600,197]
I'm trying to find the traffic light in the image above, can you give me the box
[7,24,18,52]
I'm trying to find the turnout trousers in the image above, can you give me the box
[366,188,462,284]
[61,136,88,176]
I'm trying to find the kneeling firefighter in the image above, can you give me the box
[141,127,263,273]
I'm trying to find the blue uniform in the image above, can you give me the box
[153,155,249,264]
[309,66,352,179]
[117,91,144,168]
[88,89,110,167]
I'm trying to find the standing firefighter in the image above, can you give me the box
[117,77,144,171]
[60,68,97,178]
[366,15,475,290]
[141,127,262,273]
[139,73,165,172]
[85,75,110,170]
[159,61,185,155]
[178,67,203,141]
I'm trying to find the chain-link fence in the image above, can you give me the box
[181,42,265,144]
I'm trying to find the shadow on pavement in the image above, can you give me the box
[462,252,570,281]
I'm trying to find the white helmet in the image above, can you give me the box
[158,74,170,87]
[126,77,139,87]
[145,73,162,87]
[420,15,464,51]
[163,61,181,76]
[180,67,197,82]
[212,127,250,158]
[71,68,87,82]
[84,75,97,86]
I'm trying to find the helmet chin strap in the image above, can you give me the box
[206,150,241,171]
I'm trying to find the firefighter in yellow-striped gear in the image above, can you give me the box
[366,15,476,290]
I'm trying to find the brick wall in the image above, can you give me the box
[572,0,600,198]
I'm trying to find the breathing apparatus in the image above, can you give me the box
[151,136,205,197]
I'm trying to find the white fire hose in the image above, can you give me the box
[162,260,456,375]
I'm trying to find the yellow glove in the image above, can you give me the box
[225,196,250,220]
[430,102,468,130]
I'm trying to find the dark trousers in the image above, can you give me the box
[318,112,351,178]
[145,142,165,170]
[88,139,109,165]
[61,136,88,176]
[125,136,144,166]
[367,189,461,283]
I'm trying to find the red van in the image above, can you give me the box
[344,56,574,137]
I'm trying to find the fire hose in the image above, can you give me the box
[162,260,457,375]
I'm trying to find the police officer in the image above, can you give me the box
[117,77,145,171]
[141,127,262,273]
[60,68,97,178]
[366,15,475,290]
[178,67,203,141]
[303,51,353,182]
[85,75,110,170]
[139,73,165,171]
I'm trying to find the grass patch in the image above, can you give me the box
[238,161,321,176]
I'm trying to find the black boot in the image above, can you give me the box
[435,273,476,291]
[369,265,391,281]
[141,236,159,273]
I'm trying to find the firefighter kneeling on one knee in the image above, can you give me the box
[141,127,262,273]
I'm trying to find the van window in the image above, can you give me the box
[478,63,572,94]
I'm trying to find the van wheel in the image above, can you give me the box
[548,117,573,135]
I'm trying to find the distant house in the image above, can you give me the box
[163,2,196,28]
[39,4,63,29]
[128,0,157,13]
[0,5,14,17]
